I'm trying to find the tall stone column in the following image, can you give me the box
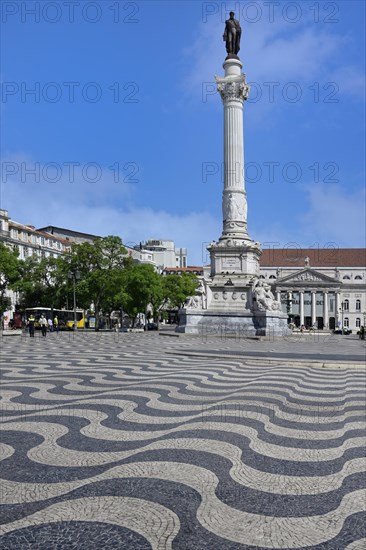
[323,291,329,329]
[216,59,250,241]
[299,291,304,326]
[311,291,317,327]
[335,292,341,326]
[176,16,291,337]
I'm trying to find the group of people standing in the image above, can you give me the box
[27,314,59,337]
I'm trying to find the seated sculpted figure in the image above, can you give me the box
[185,279,207,310]
[253,280,281,311]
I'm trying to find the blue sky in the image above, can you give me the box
[1,0,365,264]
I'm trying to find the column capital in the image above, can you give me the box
[215,74,250,102]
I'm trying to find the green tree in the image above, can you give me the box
[59,236,128,325]
[161,273,198,309]
[121,263,164,326]
[0,243,21,316]
[15,256,65,309]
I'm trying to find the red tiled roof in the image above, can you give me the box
[260,248,366,268]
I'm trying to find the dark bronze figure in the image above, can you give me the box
[223,12,241,57]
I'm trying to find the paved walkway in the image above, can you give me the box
[0,332,365,549]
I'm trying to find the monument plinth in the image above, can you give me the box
[177,15,291,337]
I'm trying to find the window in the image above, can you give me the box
[32,235,36,244]
[269,275,276,279]
[24,247,28,258]
[343,299,349,311]
[41,237,45,245]
[356,300,361,311]
[344,317,349,327]
[343,275,350,280]
[356,318,361,328]
[259,275,265,279]
[355,276,362,280]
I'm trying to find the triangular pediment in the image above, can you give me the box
[277,268,339,285]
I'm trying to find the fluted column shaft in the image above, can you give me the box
[216,58,250,240]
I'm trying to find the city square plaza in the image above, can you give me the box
[1,6,365,549]
[0,328,365,549]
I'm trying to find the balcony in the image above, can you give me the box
[0,229,10,238]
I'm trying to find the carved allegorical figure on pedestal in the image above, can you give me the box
[223,11,241,57]
[184,279,207,310]
[223,193,247,221]
[253,280,282,311]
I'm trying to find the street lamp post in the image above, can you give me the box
[68,270,80,330]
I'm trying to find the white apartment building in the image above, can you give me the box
[0,210,71,261]
[36,225,157,267]
[0,209,72,324]
[137,240,188,270]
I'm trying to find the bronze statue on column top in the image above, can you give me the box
[223,12,241,58]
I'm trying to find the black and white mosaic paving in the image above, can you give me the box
[1,332,365,549]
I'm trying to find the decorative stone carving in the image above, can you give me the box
[185,279,207,310]
[223,193,247,221]
[294,273,322,282]
[252,280,282,311]
[185,295,200,309]
[216,76,250,102]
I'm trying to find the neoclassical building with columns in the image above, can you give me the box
[259,248,366,331]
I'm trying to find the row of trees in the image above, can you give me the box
[0,237,198,325]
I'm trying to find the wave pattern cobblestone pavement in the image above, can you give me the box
[0,331,365,549]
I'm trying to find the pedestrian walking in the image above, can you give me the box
[48,318,53,332]
[359,326,365,340]
[53,315,59,333]
[40,314,47,337]
[27,314,35,338]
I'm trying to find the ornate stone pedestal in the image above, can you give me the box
[176,309,290,338]
[177,52,291,337]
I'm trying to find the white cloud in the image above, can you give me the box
[248,182,366,250]
[329,65,365,100]
[0,154,220,265]
[181,6,363,107]
[299,183,366,247]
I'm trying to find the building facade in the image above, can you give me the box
[1,210,71,261]
[260,248,366,331]
[137,240,187,270]
[163,267,204,277]
[0,209,72,325]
